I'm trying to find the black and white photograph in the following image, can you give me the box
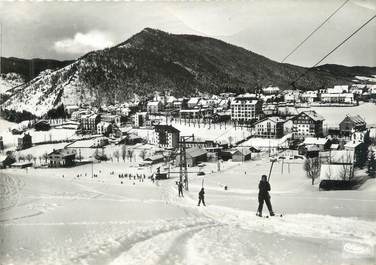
[0,0,376,264]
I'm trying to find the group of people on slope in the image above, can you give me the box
[176,174,273,216]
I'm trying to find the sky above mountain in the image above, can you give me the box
[0,0,375,67]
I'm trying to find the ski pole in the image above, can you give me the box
[268,158,277,182]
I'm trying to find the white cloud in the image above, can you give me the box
[53,31,114,54]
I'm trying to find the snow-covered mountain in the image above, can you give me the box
[0,73,24,95]
[2,28,376,118]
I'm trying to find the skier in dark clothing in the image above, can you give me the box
[197,188,206,206]
[257,175,274,217]
[178,181,184,197]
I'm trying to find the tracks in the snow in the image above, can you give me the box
[70,218,217,265]
[0,174,24,212]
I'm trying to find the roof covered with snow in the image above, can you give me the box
[299,111,325,121]
[186,147,207,158]
[303,137,329,145]
[341,115,366,125]
[147,101,161,106]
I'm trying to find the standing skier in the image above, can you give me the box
[197,188,206,206]
[256,175,274,217]
[178,181,184,197]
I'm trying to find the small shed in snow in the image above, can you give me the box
[232,147,253,162]
[145,154,164,164]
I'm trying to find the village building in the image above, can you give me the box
[262,104,278,116]
[0,136,3,150]
[147,101,163,114]
[80,114,100,133]
[232,147,254,162]
[71,109,91,121]
[173,100,183,110]
[253,116,284,138]
[320,93,355,105]
[101,114,121,127]
[351,130,368,143]
[282,90,300,104]
[301,137,331,151]
[339,115,366,136]
[187,97,201,109]
[298,144,320,158]
[96,122,112,136]
[180,109,204,119]
[300,91,318,103]
[212,112,231,123]
[11,161,33,169]
[17,133,32,150]
[165,96,177,109]
[262,86,280,95]
[65,105,80,116]
[0,153,16,169]
[34,120,51,131]
[220,92,236,98]
[133,112,148,127]
[344,140,365,167]
[283,93,296,104]
[175,147,207,167]
[291,111,324,139]
[154,125,180,149]
[330,143,340,150]
[327,85,349,94]
[217,99,230,110]
[230,94,263,123]
[144,154,165,165]
[47,148,77,167]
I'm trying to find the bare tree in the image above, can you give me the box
[139,149,147,160]
[26,154,33,162]
[121,145,127,162]
[42,152,48,164]
[113,150,120,162]
[304,157,321,185]
[339,164,352,181]
[127,149,134,162]
[18,155,25,162]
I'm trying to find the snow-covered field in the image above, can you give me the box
[1,157,375,265]
[307,102,376,127]
[0,117,77,151]
[167,121,252,144]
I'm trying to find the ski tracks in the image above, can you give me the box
[109,222,221,265]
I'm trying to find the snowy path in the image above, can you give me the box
[1,163,376,265]
[108,180,376,265]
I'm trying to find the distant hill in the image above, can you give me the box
[313,64,376,81]
[0,57,74,81]
[2,28,376,117]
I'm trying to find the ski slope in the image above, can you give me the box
[0,157,375,265]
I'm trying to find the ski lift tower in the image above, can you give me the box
[179,135,194,191]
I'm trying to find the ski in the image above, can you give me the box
[256,213,283,218]
[264,214,283,218]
